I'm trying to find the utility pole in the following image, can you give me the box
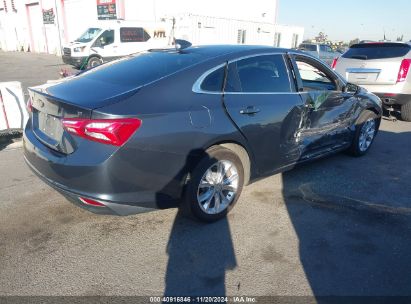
[54,0,63,55]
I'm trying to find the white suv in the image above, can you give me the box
[334,42,411,121]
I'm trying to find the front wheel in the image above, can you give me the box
[347,110,379,156]
[182,146,244,222]
[87,57,103,69]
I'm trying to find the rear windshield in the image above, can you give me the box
[79,50,206,86]
[342,43,411,60]
[299,44,317,51]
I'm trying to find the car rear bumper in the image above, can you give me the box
[24,157,155,215]
[374,93,411,106]
[23,121,184,215]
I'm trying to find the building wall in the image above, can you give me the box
[274,24,305,49]
[0,0,304,55]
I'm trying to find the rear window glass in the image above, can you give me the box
[299,44,317,51]
[80,50,205,87]
[343,43,411,60]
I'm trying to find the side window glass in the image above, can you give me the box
[94,30,115,47]
[120,27,151,42]
[235,55,291,93]
[201,67,225,92]
[296,60,337,91]
[200,63,242,93]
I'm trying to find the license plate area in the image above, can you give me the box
[33,110,65,149]
[348,73,379,84]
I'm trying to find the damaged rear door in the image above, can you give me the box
[290,54,358,160]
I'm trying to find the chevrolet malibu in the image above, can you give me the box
[24,45,382,222]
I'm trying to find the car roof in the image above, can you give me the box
[152,44,294,60]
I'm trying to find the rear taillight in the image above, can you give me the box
[62,118,141,146]
[79,197,105,207]
[331,57,338,69]
[397,59,411,83]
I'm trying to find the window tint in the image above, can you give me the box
[234,55,291,93]
[120,27,151,42]
[296,60,336,91]
[299,44,317,51]
[80,50,205,87]
[201,67,225,92]
[94,30,115,47]
[342,43,411,60]
[320,45,332,52]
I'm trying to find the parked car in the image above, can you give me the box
[298,43,340,66]
[24,45,382,222]
[62,20,169,69]
[334,42,411,121]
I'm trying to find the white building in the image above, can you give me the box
[0,0,304,55]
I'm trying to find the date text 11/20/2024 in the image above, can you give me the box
[149,296,257,303]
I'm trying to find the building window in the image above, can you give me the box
[292,34,299,49]
[237,30,246,44]
[274,32,281,47]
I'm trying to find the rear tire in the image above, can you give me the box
[347,110,379,157]
[401,102,411,122]
[181,146,244,223]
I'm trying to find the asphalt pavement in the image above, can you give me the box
[0,51,411,299]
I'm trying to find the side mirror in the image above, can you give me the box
[343,83,360,94]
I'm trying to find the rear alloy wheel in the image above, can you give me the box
[401,102,411,122]
[348,111,379,156]
[183,146,244,222]
[87,57,103,69]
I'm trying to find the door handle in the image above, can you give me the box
[240,106,260,115]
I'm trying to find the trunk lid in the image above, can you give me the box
[29,87,93,154]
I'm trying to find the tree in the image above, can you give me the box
[315,32,328,43]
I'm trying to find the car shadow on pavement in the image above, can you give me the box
[161,150,237,296]
[164,212,236,296]
[282,130,411,299]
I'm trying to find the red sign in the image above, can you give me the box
[97,0,116,5]
[97,0,117,20]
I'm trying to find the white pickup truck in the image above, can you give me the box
[298,43,340,66]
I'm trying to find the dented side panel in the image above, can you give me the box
[297,90,358,158]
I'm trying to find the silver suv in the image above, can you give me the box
[298,43,340,66]
[334,42,411,121]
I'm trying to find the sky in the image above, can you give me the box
[277,0,411,42]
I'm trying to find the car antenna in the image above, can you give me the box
[174,39,192,52]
